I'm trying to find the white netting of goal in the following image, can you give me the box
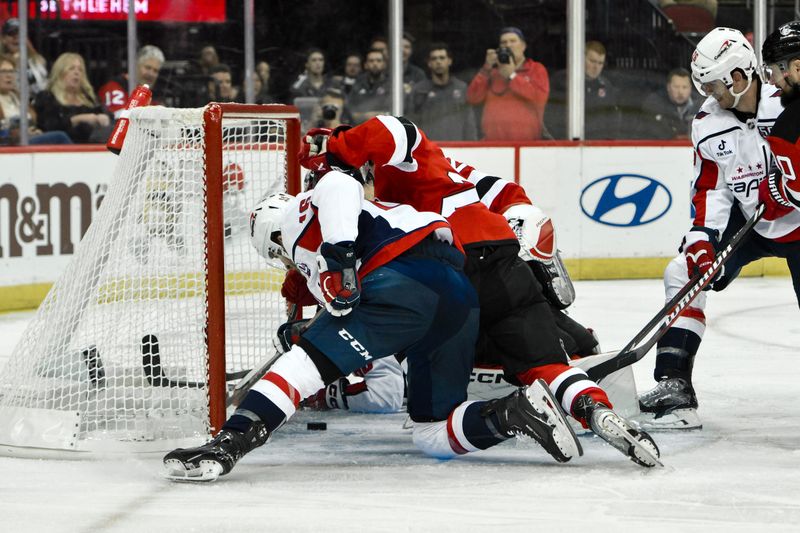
[0,105,296,455]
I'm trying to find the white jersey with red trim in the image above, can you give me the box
[691,82,800,242]
[280,170,457,304]
[325,116,517,247]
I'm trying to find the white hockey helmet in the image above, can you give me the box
[249,192,294,268]
[690,27,757,106]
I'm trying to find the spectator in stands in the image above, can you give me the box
[369,36,389,59]
[347,48,391,124]
[547,40,621,139]
[0,54,70,145]
[338,53,362,95]
[196,45,220,77]
[207,64,237,103]
[312,87,353,130]
[409,42,477,141]
[0,18,48,95]
[639,67,700,139]
[466,27,549,140]
[98,45,164,118]
[255,60,275,103]
[290,48,336,99]
[402,32,427,93]
[33,52,112,144]
[583,40,621,139]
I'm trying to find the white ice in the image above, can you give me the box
[1,277,798,532]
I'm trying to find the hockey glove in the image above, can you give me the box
[274,318,311,353]
[317,241,360,316]
[683,228,717,279]
[302,378,350,410]
[281,268,319,308]
[758,172,794,221]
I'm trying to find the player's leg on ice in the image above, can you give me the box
[638,207,777,431]
[470,246,659,466]
[386,245,580,463]
[636,254,705,430]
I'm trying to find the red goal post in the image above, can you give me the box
[205,104,301,435]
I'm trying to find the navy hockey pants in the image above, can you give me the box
[299,239,480,422]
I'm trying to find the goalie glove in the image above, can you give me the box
[317,241,361,316]
[682,227,718,279]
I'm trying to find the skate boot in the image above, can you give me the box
[163,421,270,482]
[576,394,662,468]
[637,377,702,430]
[481,379,582,463]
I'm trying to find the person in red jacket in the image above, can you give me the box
[466,27,550,140]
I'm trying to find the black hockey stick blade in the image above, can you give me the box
[142,334,204,388]
[587,203,765,382]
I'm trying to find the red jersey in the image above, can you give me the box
[326,116,516,247]
[98,76,130,118]
[447,158,531,213]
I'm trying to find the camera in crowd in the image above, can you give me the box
[321,104,339,121]
[496,47,513,65]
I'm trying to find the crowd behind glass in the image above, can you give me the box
[0,15,711,146]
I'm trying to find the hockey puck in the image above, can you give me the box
[306,422,327,431]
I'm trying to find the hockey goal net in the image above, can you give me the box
[0,104,301,454]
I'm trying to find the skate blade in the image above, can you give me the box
[526,379,584,460]
[163,459,224,483]
[633,408,702,431]
[601,414,663,468]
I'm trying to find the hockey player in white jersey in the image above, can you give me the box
[163,166,584,481]
[638,27,800,430]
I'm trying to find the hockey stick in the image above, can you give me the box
[227,304,325,407]
[141,334,250,388]
[586,203,765,382]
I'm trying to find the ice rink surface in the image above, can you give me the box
[0,277,798,532]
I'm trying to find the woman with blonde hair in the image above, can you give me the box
[0,54,70,145]
[33,52,111,143]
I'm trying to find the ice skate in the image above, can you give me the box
[636,377,702,430]
[163,422,269,482]
[576,394,662,468]
[482,379,582,463]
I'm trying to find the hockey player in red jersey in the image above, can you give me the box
[638,27,800,430]
[760,22,800,216]
[299,116,660,467]
[163,168,582,481]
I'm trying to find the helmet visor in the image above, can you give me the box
[759,61,789,85]
[692,75,731,97]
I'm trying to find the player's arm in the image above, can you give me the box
[507,61,549,105]
[306,358,405,413]
[325,116,416,171]
[311,172,363,316]
[447,158,532,214]
[682,140,734,278]
[765,102,800,211]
